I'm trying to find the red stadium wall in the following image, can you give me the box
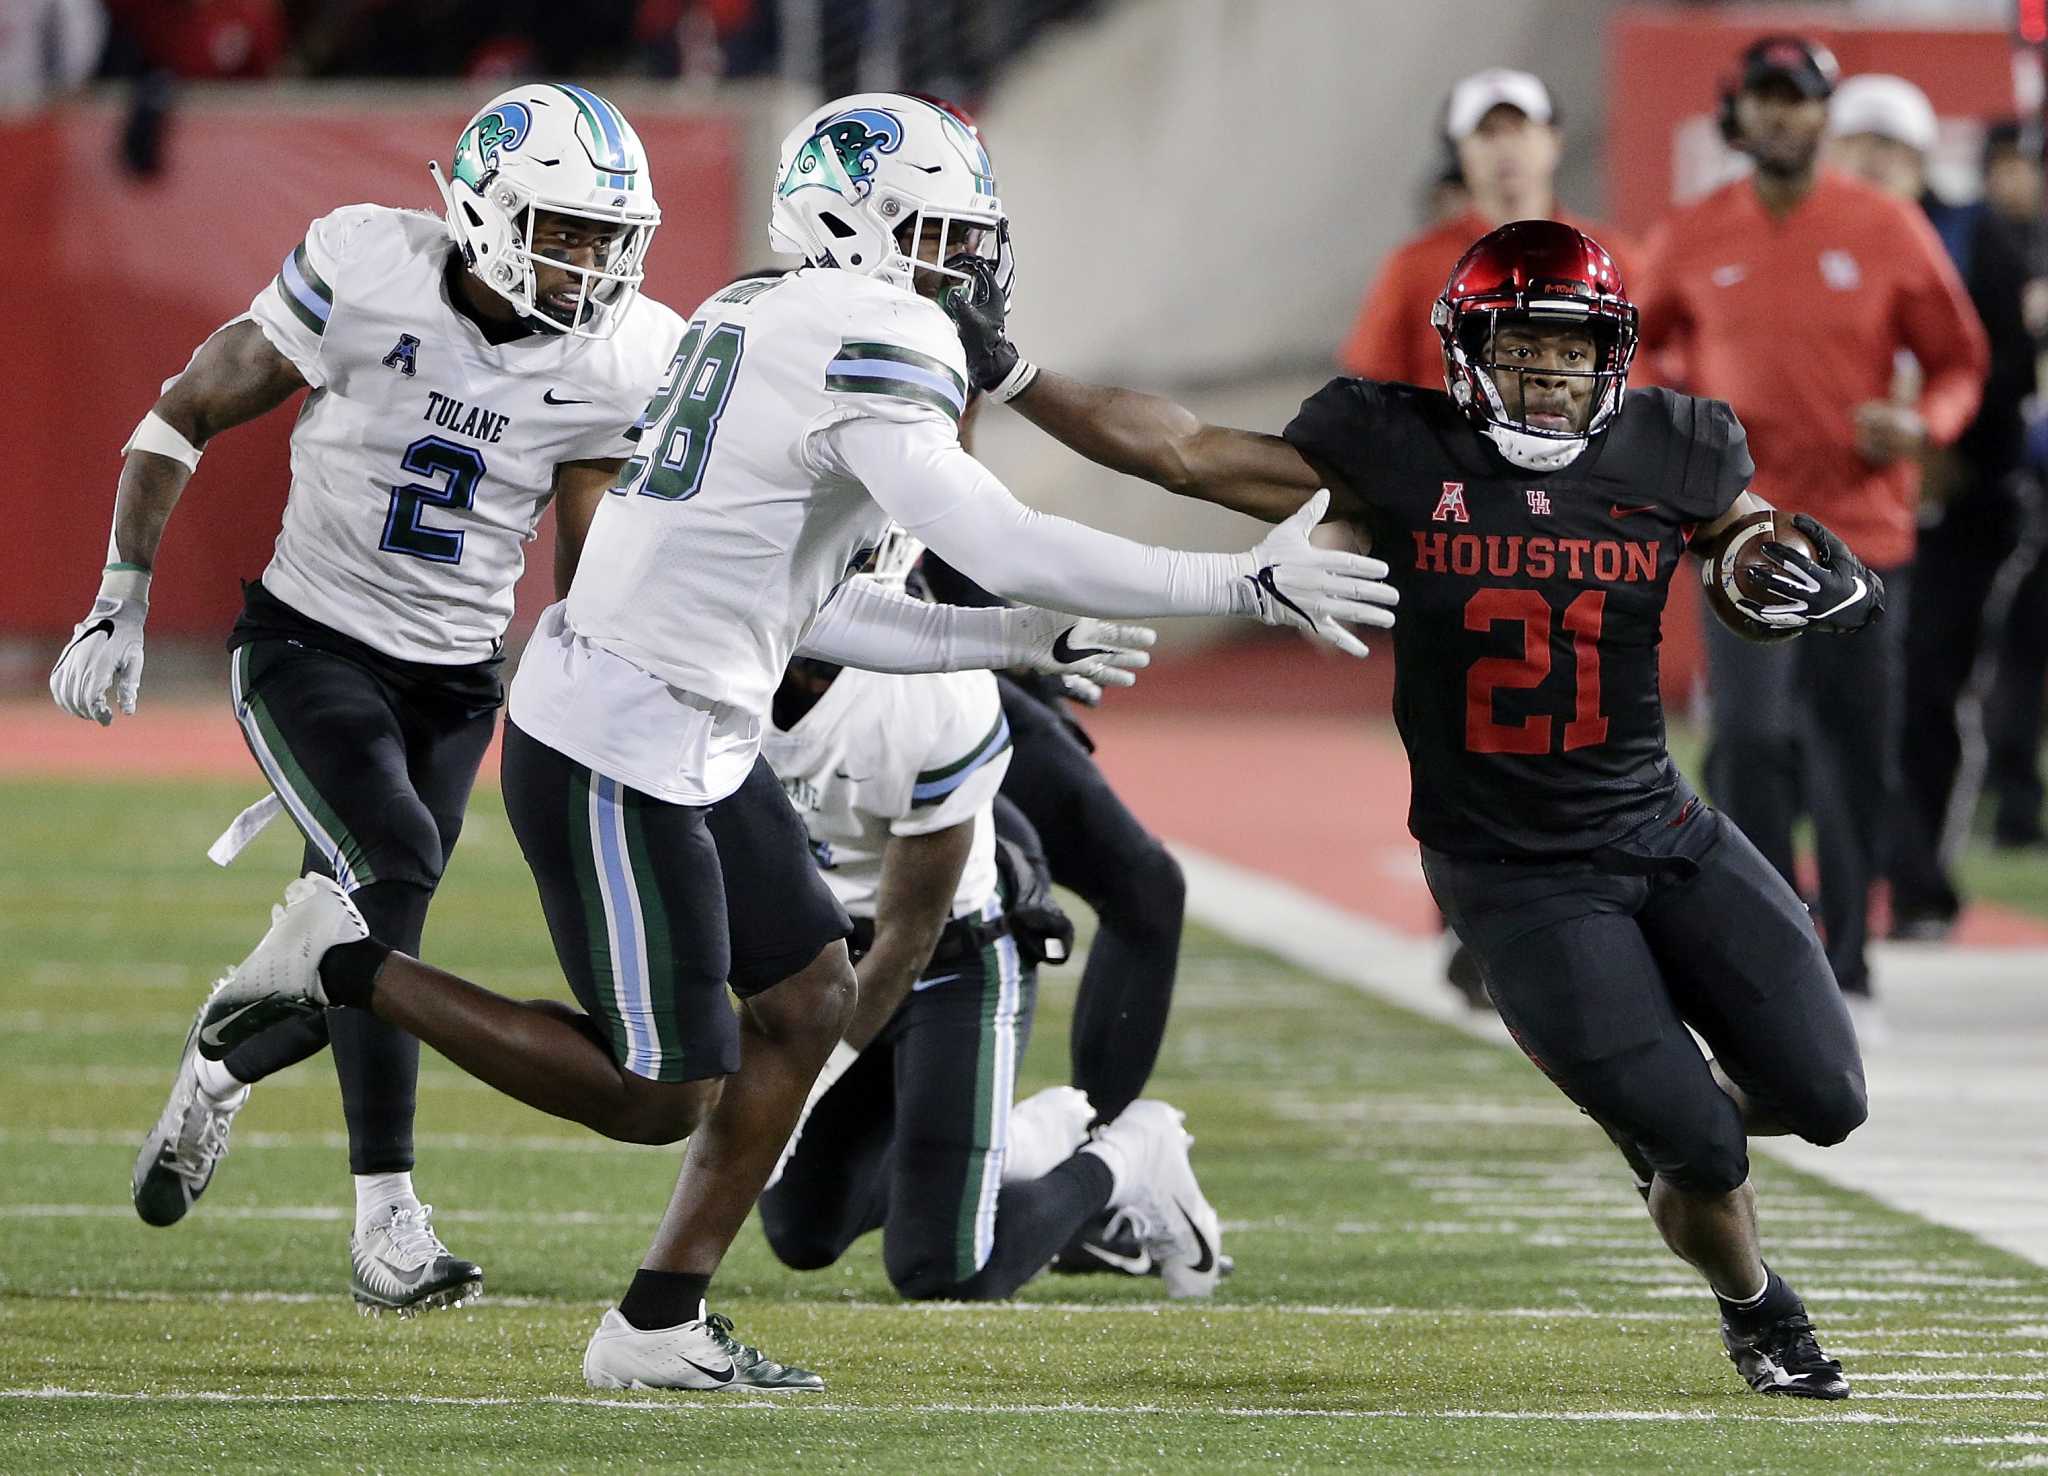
[0,96,741,643]
[1607,8,2015,702]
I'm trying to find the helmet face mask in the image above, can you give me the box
[770,93,1007,300]
[430,84,660,340]
[1433,220,1638,471]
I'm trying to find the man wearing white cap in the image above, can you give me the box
[1826,73,1938,203]
[1339,67,1640,389]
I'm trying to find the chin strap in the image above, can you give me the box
[1483,421,1589,471]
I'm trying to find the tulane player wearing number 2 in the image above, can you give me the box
[945,218,1884,1400]
[46,84,679,1314]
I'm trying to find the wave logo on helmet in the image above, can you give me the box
[779,108,905,203]
[452,101,532,190]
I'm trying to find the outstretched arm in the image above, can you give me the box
[1006,370,1342,524]
[50,319,308,724]
[944,258,1355,524]
[820,417,1395,656]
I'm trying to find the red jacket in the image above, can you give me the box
[1637,170,1987,568]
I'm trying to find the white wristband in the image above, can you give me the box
[987,358,1039,404]
[98,564,151,606]
[121,410,203,473]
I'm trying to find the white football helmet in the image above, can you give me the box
[429,83,659,339]
[770,92,1005,298]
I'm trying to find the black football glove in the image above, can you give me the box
[1757,513,1885,634]
[993,832,1073,967]
[940,229,1037,400]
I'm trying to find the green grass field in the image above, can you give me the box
[4,777,2047,1472]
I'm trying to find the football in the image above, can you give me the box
[1700,509,1819,643]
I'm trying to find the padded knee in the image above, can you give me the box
[1654,1132,1751,1196]
[1786,1067,1868,1147]
[761,1211,846,1273]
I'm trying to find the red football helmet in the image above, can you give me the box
[1431,220,1638,469]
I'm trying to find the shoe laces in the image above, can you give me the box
[702,1312,763,1371]
[172,1098,236,1185]
[384,1204,450,1265]
[1761,1313,1841,1374]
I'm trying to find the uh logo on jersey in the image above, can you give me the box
[452,101,532,190]
[778,108,904,202]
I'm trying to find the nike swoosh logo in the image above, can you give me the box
[369,1254,429,1289]
[60,619,115,660]
[1609,503,1657,520]
[681,1355,736,1385]
[1050,629,1110,664]
[1080,1241,1154,1275]
[1177,1201,1216,1275]
[1251,567,1313,627]
[543,389,592,406]
[198,999,269,1050]
[833,769,873,782]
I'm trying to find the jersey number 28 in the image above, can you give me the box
[619,322,747,503]
[1464,589,1610,755]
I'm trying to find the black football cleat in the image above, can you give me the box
[1722,1311,1850,1399]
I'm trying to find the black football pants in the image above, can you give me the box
[1702,567,1908,995]
[1424,794,1867,1196]
[993,677,1185,1123]
[221,638,497,1175]
[759,929,1113,1298]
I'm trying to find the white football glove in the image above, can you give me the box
[1234,489,1398,657]
[50,569,150,725]
[1012,608,1156,693]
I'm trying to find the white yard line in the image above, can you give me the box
[1176,847,2048,1271]
[0,1386,1942,1424]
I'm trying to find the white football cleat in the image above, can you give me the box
[1002,1084,1096,1183]
[350,1203,483,1317]
[132,1002,251,1227]
[196,874,367,1061]
[583,1307,826,1391]
[1092,1099,1224,1300]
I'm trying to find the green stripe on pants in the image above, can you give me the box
[564,762,632,1067]
[954,938,1005,1283]
[234,645,376,888]
[622,791,681,1071]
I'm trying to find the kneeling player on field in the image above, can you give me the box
[944,219,1881,1398]
[755,538,1221,1301]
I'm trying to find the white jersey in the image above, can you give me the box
[760,665,1011,920]
[246,204,684,665]
[511,266,972,801]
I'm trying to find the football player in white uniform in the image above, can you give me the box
[758,532,1223,1303]
[191,91,1398,1388]
[49,84,680,1314]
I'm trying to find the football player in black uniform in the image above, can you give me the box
[943,220,1883,1400]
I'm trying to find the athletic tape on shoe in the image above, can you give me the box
[209,792,285,866]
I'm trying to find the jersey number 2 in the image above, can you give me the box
[381,436,485,565]
[623,322,746,503]
[1464,589,1610,755]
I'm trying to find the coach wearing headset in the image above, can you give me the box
[1636,36,1986,1022]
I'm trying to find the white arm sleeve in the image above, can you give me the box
[797,578,1027,674]
[821,416,1257,620]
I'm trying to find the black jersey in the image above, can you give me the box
[1284,380,1753,859]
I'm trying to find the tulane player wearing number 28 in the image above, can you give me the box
[945,218,1885,1400]
[47,84,680,1313]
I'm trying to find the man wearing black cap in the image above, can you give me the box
[1638,36,1987,1015]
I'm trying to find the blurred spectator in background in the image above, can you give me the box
[0,0,105,108]
[1979,120,2048,850]
[104,0,284,79]
[1638,36,1986,1010]
[1822,83,2046,937]
[1337,67,1640,386]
